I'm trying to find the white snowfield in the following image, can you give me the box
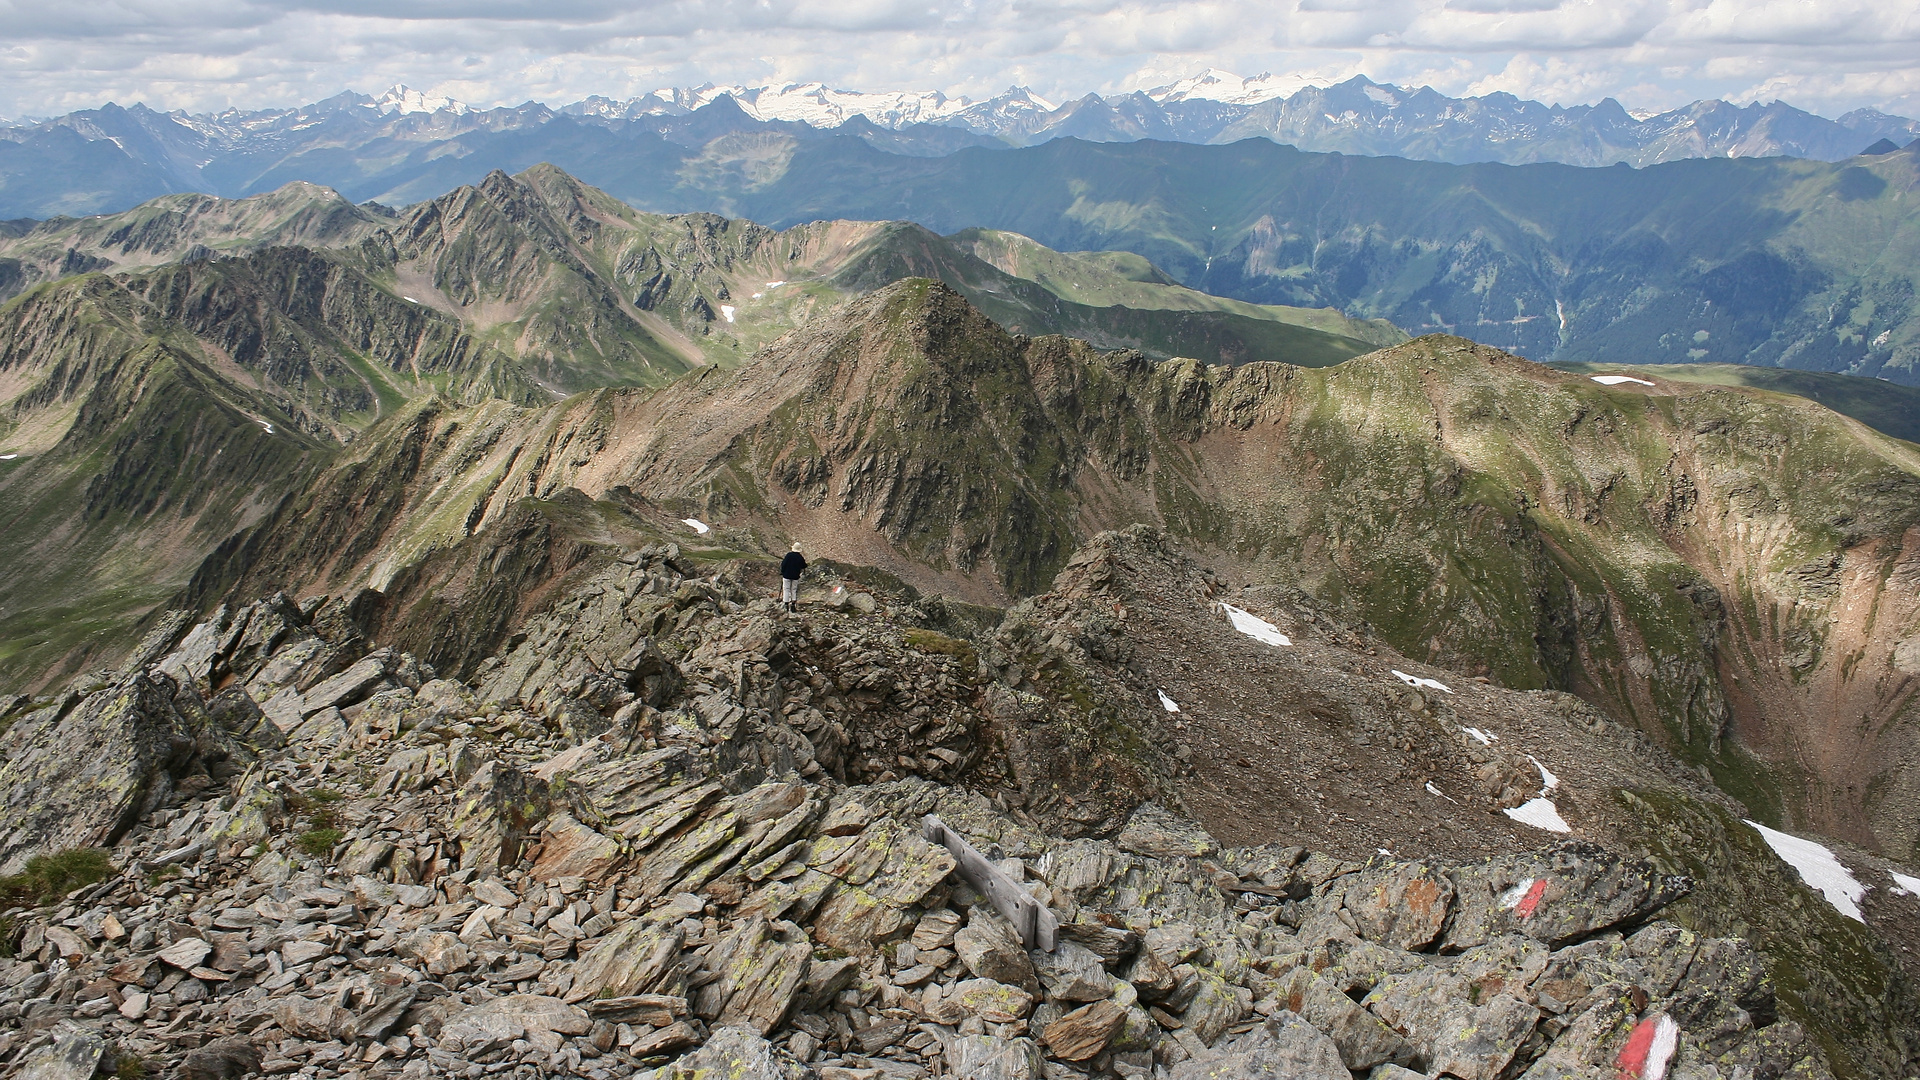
[719,305,736,323]
[1590,374,1656,387]
[370,84,470,116]
[637,70,1303,129]
[1424,781,1456,802]
[1501,751,1571,832]
[1462,727,1498,746]
[1505,798,1572,833]
[1527,755,1559,792]
[667,82,976,128]
[260,421,275,435]
[1157,690,1180,713]
[1392,669,1453,694]
[0,453,17,460]
[681,518,711,535]
[1746,819,1867,922]
[1217,603,1290,646]
[1890,871,1920,897]
[1145,68,1321,106]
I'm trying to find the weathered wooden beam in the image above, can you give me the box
[922,814,1058,952]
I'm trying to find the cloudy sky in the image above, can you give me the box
[2,0,1918,120]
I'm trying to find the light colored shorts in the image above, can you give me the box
[782,578,799,602]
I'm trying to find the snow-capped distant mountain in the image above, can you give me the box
[562,92,685,120]
[4,73,1917,220]
[1144,69,1320,106]
[943,87,1060,138]
[674,82,972,128]
[369,85,469,116]
[562,81,1050,134]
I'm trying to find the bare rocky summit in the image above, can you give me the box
[0,527,1896,1078]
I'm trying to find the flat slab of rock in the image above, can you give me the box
[650,1026,800,1080]
[1340,860,1455,951]
[705,916,813,1036]
[1116,802,1219,860]
[1364,966,1541,1080]
[1032,939,1110,1002]
[300,655,389,714]
[1444,843,1689,951]
[441,994,589,1053]
[955,908,1036,988]
[157,937,213,969]
[1170,1015,1348,1080]
[530,812,624,882]
[1041,999,1127,1061]
[14,1023,106,1080]
[567,915,686,1002]
[946,1034,1043,1080]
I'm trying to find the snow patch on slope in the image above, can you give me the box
[1392,670,1453,694]
[1746,820,1866,922]
[1217,603,1290,646]
[1505,799,1572,833]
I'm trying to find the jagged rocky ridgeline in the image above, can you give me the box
[0,533,1839,1079]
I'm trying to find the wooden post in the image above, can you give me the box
[923,814,1058,952]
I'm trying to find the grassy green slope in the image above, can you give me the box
[823,220,1395,367]
[0,337,332,686]
[0,182,388,304]
[1554,360,1920,444]
[952,226,1405,348]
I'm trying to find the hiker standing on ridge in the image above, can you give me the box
[780,542,807,613]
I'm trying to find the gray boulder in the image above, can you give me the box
[1170,1014,1348,1080]
[946,1034,1044,1080]
[649,1026,805,1079]
[0,673,219,872]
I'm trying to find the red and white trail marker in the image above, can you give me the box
[1500,877,1549,919]
[1616,1015,1679,1080]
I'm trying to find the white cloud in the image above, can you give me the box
[0,0,1917,119]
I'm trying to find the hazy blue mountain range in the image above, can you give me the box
[6,117,1920,382]
[4,76,1918,222]
[652,136,1920,383]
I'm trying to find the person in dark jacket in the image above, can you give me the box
[780,542,807,613]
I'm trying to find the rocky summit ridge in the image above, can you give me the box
[0,523,1912,1078]
[163,280,1920,875]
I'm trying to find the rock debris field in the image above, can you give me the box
[0,530,1843,1079]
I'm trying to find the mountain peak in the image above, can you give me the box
[1146,68,1317,105]
[369,84,469,116]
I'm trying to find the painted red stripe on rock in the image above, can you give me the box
[1514,877,1548,918]
[1616,1017,1657,1077]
